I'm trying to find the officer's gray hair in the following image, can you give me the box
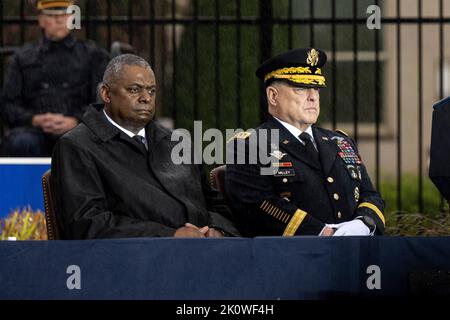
[102,54,152,85]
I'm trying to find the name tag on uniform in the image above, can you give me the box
[274,169,295,177]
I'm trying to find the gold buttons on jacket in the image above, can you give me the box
[327,177,334,183]
[333,193,339,200]
[337,211,342,219]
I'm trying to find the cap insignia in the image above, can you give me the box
[307,48,319,66]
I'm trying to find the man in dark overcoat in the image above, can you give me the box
[51,54,239,239]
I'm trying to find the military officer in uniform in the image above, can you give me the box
[225,48,385,237]
[1,0,110,156]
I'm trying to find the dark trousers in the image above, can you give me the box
[2,127,57,157]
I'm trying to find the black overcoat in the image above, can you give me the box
[1,34,110,127]
[51,105,239,239]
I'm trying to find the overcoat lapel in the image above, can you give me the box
[146,121,208,226]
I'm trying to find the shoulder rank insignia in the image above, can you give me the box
[335,129,349,137]
[234,131,251,139]
[227,131,251,143]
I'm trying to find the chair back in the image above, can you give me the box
[210,165,227,197]
[42,170,60,240]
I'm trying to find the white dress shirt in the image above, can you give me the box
[103,109,147,148]
[273,116,317,150]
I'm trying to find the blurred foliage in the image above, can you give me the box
[167,0,386,131]
[165,0,261,132]
[380,175,444,215]
[380,175,450,236]
[0,207,47,240]
[385,213,450,236]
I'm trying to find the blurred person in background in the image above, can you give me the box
[0,0,110,156]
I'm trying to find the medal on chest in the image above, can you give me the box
[332,137,361,164]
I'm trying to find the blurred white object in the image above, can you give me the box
[156,117,174,130]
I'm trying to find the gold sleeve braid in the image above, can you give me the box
[283,209,307,236]
[358,202,385,226]
[259,201,308,236]
[260,200,290,223]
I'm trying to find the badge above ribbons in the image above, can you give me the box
[270,150,287,160]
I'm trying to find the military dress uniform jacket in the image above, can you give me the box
[51,105,239,239]
[1,34,110,127]
[225,116,385,237]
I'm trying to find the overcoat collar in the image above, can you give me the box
[82,104,171,155]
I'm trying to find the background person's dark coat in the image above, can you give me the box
[1,34,110,127]
[51,105,239,239]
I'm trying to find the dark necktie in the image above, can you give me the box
[133,135,148,151]
[299,132,318,162]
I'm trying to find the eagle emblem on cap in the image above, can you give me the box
[307,48,319,66]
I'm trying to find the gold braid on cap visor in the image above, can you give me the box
[264,66,326,86]
[37,1,73,10]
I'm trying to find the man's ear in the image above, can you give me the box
[100,83,111,103]
[266,86,278,106]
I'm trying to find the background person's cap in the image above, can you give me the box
[36,0,74,15]
[256,48,327,88]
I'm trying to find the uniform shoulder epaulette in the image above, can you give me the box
[335,129,349,137]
